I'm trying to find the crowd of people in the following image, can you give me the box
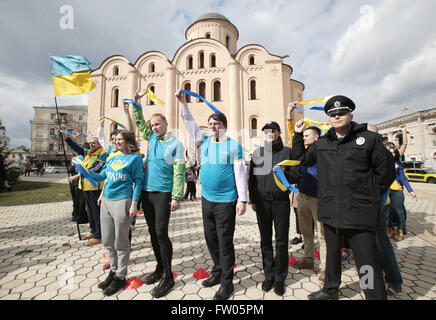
[60,90,418,300]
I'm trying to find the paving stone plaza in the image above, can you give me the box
[0,179,435,301]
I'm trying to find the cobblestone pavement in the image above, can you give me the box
[0,193,435,300]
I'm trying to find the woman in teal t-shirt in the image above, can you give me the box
[89,130,144,296]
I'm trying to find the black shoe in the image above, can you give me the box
[386,285,402,296]
[262,279,274,292]
[103,276,127,296]
[308,289,339,300]
[152,274,175,298]
[213,284,234,300]
[145,269,163,285]
[98,271,116,290]
[291,237,302,245]
[202,274,221,287]
[274,281,285,296]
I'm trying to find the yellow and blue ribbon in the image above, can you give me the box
[292,96,333,105]
[72,157,97,188]
[273,160,301,194]
[60,129,88,138]
[179,89,222,115]
[145,88,165,105]
[103,117,127,130]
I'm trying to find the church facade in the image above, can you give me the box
[88,12,304,156]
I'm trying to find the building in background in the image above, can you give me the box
[30,105,88,166]
[377,107,436,168]
[88,12,305,157]
[0,118,10,151]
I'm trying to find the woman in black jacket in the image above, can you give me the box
[248,121,301,296]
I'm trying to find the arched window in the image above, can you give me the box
[205,33,211,38]
[110,122,118,132]
[148,85,155,105]
[213,80,221,102]
[198,81,206,102]
[187,55,193,70]
[226,36,230,49]
[113,66,119,76]
[111,88,119,108]
[250,79,257,100]
[149,63,155,73]
[251,118,258,137]
[199,51,205,69]
[184,83,191,103]
[210,54,216,68]
[249,55,255,65]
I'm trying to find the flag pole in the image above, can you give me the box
[54,96,71,177]
[55,96,82,240]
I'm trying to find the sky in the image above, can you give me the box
[1,0,435,148]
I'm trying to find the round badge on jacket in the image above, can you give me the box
[356,137,366,145]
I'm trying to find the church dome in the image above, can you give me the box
[194,12,231,24]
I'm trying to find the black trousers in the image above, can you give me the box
[256,199,290,282]
[84,190,102,239]
[202,197,237,287]
[142,191,173,277]
[323,223,387,300]
[183,181,196,200]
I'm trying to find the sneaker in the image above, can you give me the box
[291,237,302,245]
[292,259,315,270]
[98,271,116,290]
[192,197,197,201]
[341,249,352,261]
[103,276,127,296]
[152,275,175,298]
[386,285,402,296]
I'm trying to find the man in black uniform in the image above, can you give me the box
[249,121,301,296]
[292,95,395,300]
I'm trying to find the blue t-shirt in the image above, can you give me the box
[144,133,184,193]
[89,152,144,202]
[200,136,243,202]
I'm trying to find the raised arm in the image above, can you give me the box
[398,125,408,156]
[98,118,110,153]
[132,89,153,141]
[292,119,316,166]
[175,90,205,145]
[62,133,85,156]
[286,103,296,146]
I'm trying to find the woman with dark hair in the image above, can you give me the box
[385,142,417,241]
[88,130,144,296]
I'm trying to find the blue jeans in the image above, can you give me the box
[376,204,402,290]
[389,189,407,231]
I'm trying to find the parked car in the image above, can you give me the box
[44,166,67,174]
[404,168,436,184]
[402,161,424,169]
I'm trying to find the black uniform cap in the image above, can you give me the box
[324,95,356,115]
[261,121,281,131]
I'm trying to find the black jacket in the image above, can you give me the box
[292,122,395,231]
[249,137,301,203]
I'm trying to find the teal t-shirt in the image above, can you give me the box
[200,136,243,202]
[89,152,144,202]
[144,133,185,193]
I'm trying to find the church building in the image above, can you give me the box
[88,12,305,156]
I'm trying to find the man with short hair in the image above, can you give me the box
[248,121,301,296]
[292,95,396,300]
[292,125,327,283]
[176,90,248,300]
[64,135,108,246]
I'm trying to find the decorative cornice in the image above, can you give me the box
[106,76,128,82]
[181,68,226,76]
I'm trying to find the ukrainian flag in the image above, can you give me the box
[50,56,96,96]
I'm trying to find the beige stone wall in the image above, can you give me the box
[89,15,305,158]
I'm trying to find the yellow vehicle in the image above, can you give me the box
[404,168,436,184]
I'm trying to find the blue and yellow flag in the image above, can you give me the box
[50,56,96,97]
